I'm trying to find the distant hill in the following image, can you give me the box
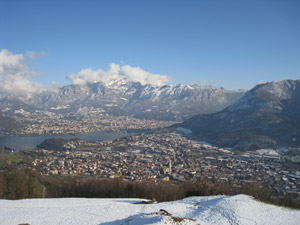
[176,80,300,150]
[0,111,23,132]
[37,138,75,151]
[0,96,38,117]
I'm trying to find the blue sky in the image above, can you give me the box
[0,0,299,90]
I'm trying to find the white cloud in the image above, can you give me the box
[121,65,171,86]
[67,63,172,86]
[50,81,58,89]
[0,49,44,95]
[257,80,266,85]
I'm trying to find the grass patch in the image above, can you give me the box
[1,153,31,165]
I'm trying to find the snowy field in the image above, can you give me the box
[0,194,299,225]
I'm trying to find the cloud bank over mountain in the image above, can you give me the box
[0,49,172,96]
[0,49,44,95]
[67,63,172,86]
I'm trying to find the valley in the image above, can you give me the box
[0,81,244,136]
[1,79,300,208]
[2,1,299,223]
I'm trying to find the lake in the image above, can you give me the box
[0,132,135,151]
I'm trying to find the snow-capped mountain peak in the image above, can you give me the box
[23,81,245,121]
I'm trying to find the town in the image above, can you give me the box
[25,131,300,200]
[1,110,174,135]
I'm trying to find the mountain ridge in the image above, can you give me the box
[176,79,300,150]
[0,111,23,132]
[26,81,245,121]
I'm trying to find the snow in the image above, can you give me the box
[176,127,192,135]
[50,105,69,110]
[256,149,279,156]
[0,195,298,225]
[105,104,117,107]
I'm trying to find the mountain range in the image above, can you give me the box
[1,79,299,151]
[0,81,244,121]
[176,80,300,150]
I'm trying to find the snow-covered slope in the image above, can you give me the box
[26,81,244,121]
[178,79,300,150]
[0,195,298,225]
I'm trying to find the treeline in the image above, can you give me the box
[0,166,299,209]
[0,167,43,199]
